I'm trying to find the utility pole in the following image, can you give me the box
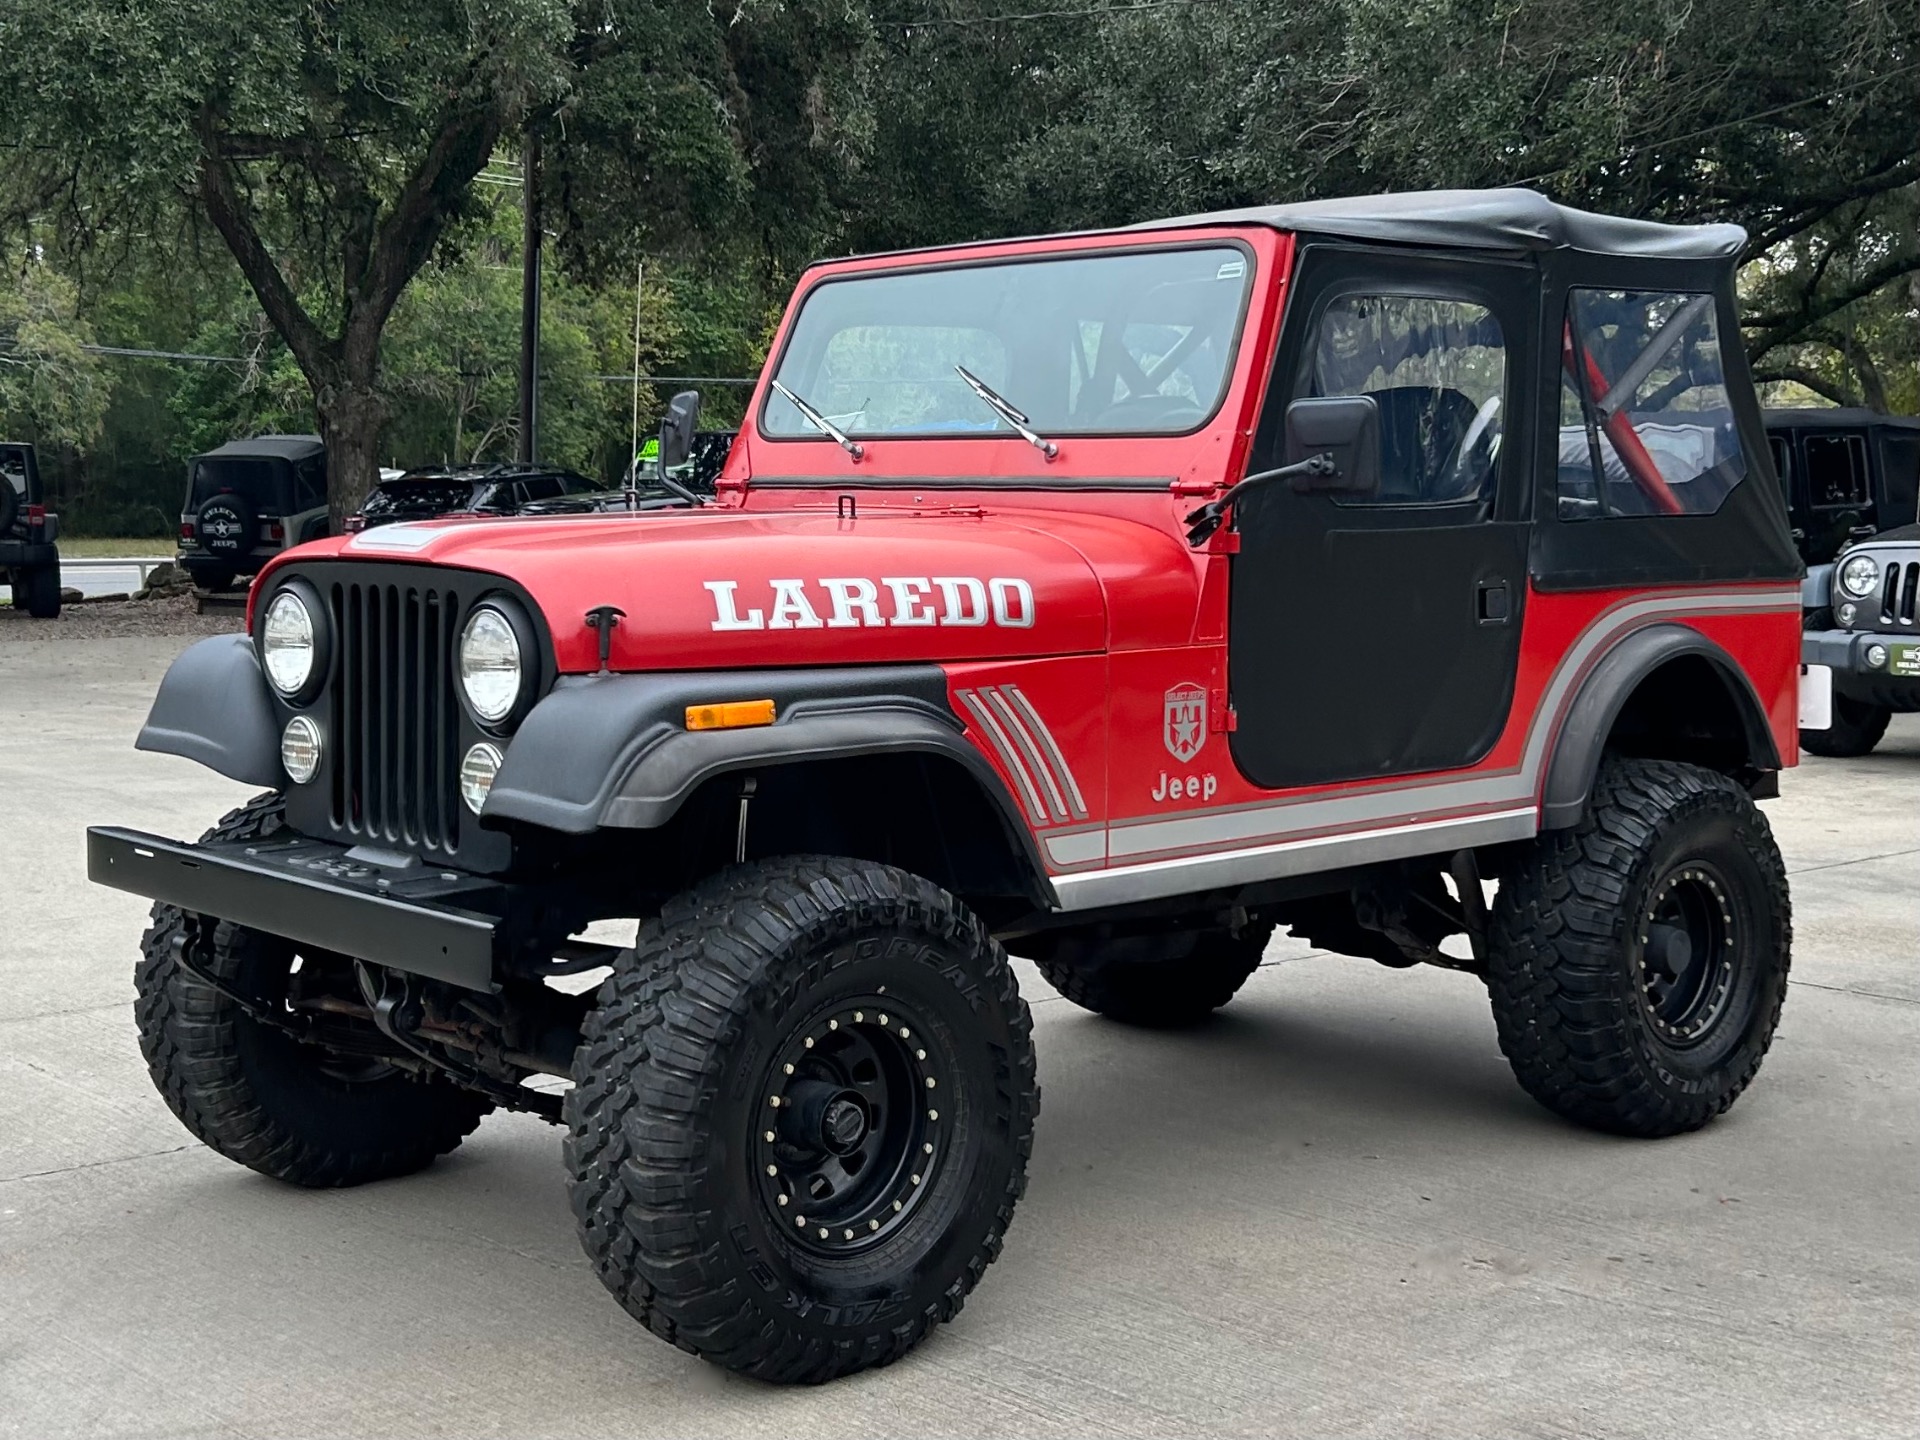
[516,131,542,463]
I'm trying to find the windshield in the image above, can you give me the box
[763,246,1253,441]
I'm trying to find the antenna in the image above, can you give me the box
[627,261,644,511]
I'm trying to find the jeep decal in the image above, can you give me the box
[705,577,1035,631]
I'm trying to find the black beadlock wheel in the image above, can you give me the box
[563,856,1039,1384]
[1026,920,1274,1027]
[135,792,493,1186]
[1799,693,1892,758]
[1487,758,1792,1138]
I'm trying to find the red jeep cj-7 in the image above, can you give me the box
[91,189,1803,1382]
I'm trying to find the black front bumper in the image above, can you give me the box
[87,826,505,991]
[1803,628,1920,697]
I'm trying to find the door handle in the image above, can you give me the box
[1475,579,1512,625]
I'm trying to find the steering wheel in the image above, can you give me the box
[1435,394,1502,498]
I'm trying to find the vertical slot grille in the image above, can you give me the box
[1898,562,1918,627]
[328,579,463,854]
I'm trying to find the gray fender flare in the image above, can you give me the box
[1540,623,1782,830]
[134,633,283,787]
[484,665,1055,900]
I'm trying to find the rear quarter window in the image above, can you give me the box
[1557,289,1747,521]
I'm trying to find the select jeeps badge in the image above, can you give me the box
[1163,682,1207,763]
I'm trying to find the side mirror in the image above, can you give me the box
[658,390,702,472]
[1284,395,1380,495]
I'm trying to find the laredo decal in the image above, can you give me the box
[705,577,1036,632]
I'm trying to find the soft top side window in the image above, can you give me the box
[1292,294,1507,507]
[1802,433,1869,509]
[1557,289,1747,521]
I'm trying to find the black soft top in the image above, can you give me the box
[193,434,325,463]
[1133,187,1745,261]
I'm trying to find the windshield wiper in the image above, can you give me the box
[771,380,864,461]
[955,366,1058,459]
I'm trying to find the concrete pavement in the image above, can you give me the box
[1,633,1915,1438]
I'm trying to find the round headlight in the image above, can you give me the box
[459,606,524,724]
[460,742,503,814]
[262,589,317,696]
[1839,555,1880,599]
[281,715,322,784]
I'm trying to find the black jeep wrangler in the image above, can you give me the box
[177,435,331,591]
[1766,409,1920,755]
[1766,408,1920,565]
[1799,522,1920,755]
[1,441,62,618]
[348,462,613,531]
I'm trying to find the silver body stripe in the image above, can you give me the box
[984,688,1070,821]
[1043,829,1108,866]
[1045,587,1796,910]
[1001,686,1090,819]
[1054,809,1539,910]
[957,689,1048,825]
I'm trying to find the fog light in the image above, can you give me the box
[1837,602,1856,627]
[460,742,504,814]
[1866,643,1889,669]
[281,716,322,784]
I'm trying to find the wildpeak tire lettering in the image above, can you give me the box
[705,577,1037,631]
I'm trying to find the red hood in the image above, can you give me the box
[263,505,1199,672]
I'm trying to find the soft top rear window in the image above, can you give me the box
[191,457,286,506]
[763,245,1254,443]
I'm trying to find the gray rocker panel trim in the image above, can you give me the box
[1540,623,1781,829]
[134,633,283,788]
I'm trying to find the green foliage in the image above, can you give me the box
[0,262,111,450]
[855,0,1920,412]
[5,0,1919,541]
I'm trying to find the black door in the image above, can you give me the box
[1229,247,1535,791]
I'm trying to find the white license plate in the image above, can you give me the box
[1799,663,1832,731]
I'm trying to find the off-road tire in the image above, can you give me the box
[564,856,1039,1383]
[1488,758,1791,1137]
[135,792,492,1186]
[1799,693,1891,758]
[1028,920,1274,1026]
[20,561,60,618]
[184,561,238,593]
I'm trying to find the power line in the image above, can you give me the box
[81,343,249,365]
[901,0,1239,25]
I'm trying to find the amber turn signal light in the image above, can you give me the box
[685,699,777,731]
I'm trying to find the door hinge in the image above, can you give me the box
[1210,692,1237,732]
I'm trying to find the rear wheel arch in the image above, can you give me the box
[1542,625,1780,830]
